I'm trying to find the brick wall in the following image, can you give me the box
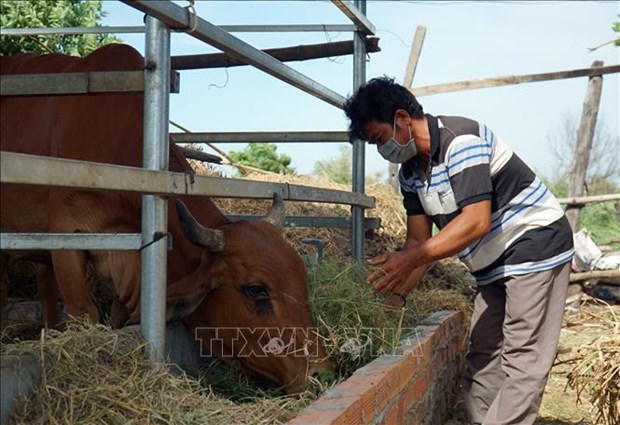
[288,310,468,425]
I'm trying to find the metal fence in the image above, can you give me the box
[0,0,374,359]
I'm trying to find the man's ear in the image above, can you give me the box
[394,109,411,126]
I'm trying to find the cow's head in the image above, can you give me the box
[169,194,334,393]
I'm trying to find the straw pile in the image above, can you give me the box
[203,170,407,260]
[566,298,620,425]
[2,168,475,424]
[2,322,316,425]
[2,256,472,424]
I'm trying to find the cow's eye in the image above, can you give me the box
[243,283,270,300]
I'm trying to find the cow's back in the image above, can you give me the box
[0,44,146,236]
[1,44,144,164]
[1,43,227,261]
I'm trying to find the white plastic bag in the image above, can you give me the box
[572,228,602,272]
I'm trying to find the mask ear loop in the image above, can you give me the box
[391,113,399,143]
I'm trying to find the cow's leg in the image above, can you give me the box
[107,250,141,326]
[36,263,62,329]
[50,250,99,323]
[110,296,130,329]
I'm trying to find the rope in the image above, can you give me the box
[139,231,171,251]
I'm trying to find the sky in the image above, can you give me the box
[101,0,620,181]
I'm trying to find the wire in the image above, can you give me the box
[399,0,617,4]
[208,68,229,89]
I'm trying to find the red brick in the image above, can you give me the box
[434,347,448,369]
[288,311,464,425]
[357,384,377,424]
[413,371,430,400]
[375,376,389,412]
[334,399,363,425]
[381,402,399,425]
[399,374,418,414]
[287,409,343,424]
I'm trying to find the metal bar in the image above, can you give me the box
[0,71,144,96]
[140,16,170,362]
[350,0,367,262]
[0,152,376,208]
[0,24,356,36]
[227,215,381,229]
[170,37,381,70]
[331,0,375,35]
[171,131,350,144]
[0,233,141,250]
[176,146,222,163]
[1,26,146,35]
[220,24,356,33]
[121,0,346,109]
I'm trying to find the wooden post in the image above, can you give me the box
[388,162,399,192]
[565,61,604,231]
[390,26,427,193]
[403,26,427,88]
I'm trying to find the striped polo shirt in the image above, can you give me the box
[399,114,574,285]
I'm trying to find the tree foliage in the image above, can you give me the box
[229,143,295,175]
[614,15,620,47]
[313,145,385,185]
[314,146,353,185]
[0,0,120,56]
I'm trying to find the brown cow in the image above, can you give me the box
[0,44,332,393]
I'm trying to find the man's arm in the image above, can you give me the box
[373,214,431,295]
[368,199,491,294]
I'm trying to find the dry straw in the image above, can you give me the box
[566,297,620,425]
[2,322,315,424]
[3,170,474,423]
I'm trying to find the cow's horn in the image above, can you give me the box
[263,192,285,229]
[175,200,224,252]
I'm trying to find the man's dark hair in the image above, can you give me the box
[343,76,424,141]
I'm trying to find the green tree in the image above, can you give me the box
[313,145,384,185]
[229,143,295,175]
[314,146,352,185]
[0,0,120,56]
[614,16,620,46]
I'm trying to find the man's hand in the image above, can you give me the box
[366,249,424,295]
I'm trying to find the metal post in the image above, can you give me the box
[351,0,367,262]
[141,16,171,361]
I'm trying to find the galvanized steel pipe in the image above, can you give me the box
[351,0,367,262]
[141,16,171,361]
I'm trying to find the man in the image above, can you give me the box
[343,76,574,425]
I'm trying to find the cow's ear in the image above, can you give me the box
[176,200,225,252]
[165,265,211,321]
[263,192,285,230]
[166,290,207,321]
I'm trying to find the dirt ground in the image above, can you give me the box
[536,320,599,424]
[446,303,616,425]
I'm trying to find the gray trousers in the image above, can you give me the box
[461,261,571,425]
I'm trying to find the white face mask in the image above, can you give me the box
[377,119,417,163]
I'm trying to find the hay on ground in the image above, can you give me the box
[2,322,313,425]
[565,298,620,425]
